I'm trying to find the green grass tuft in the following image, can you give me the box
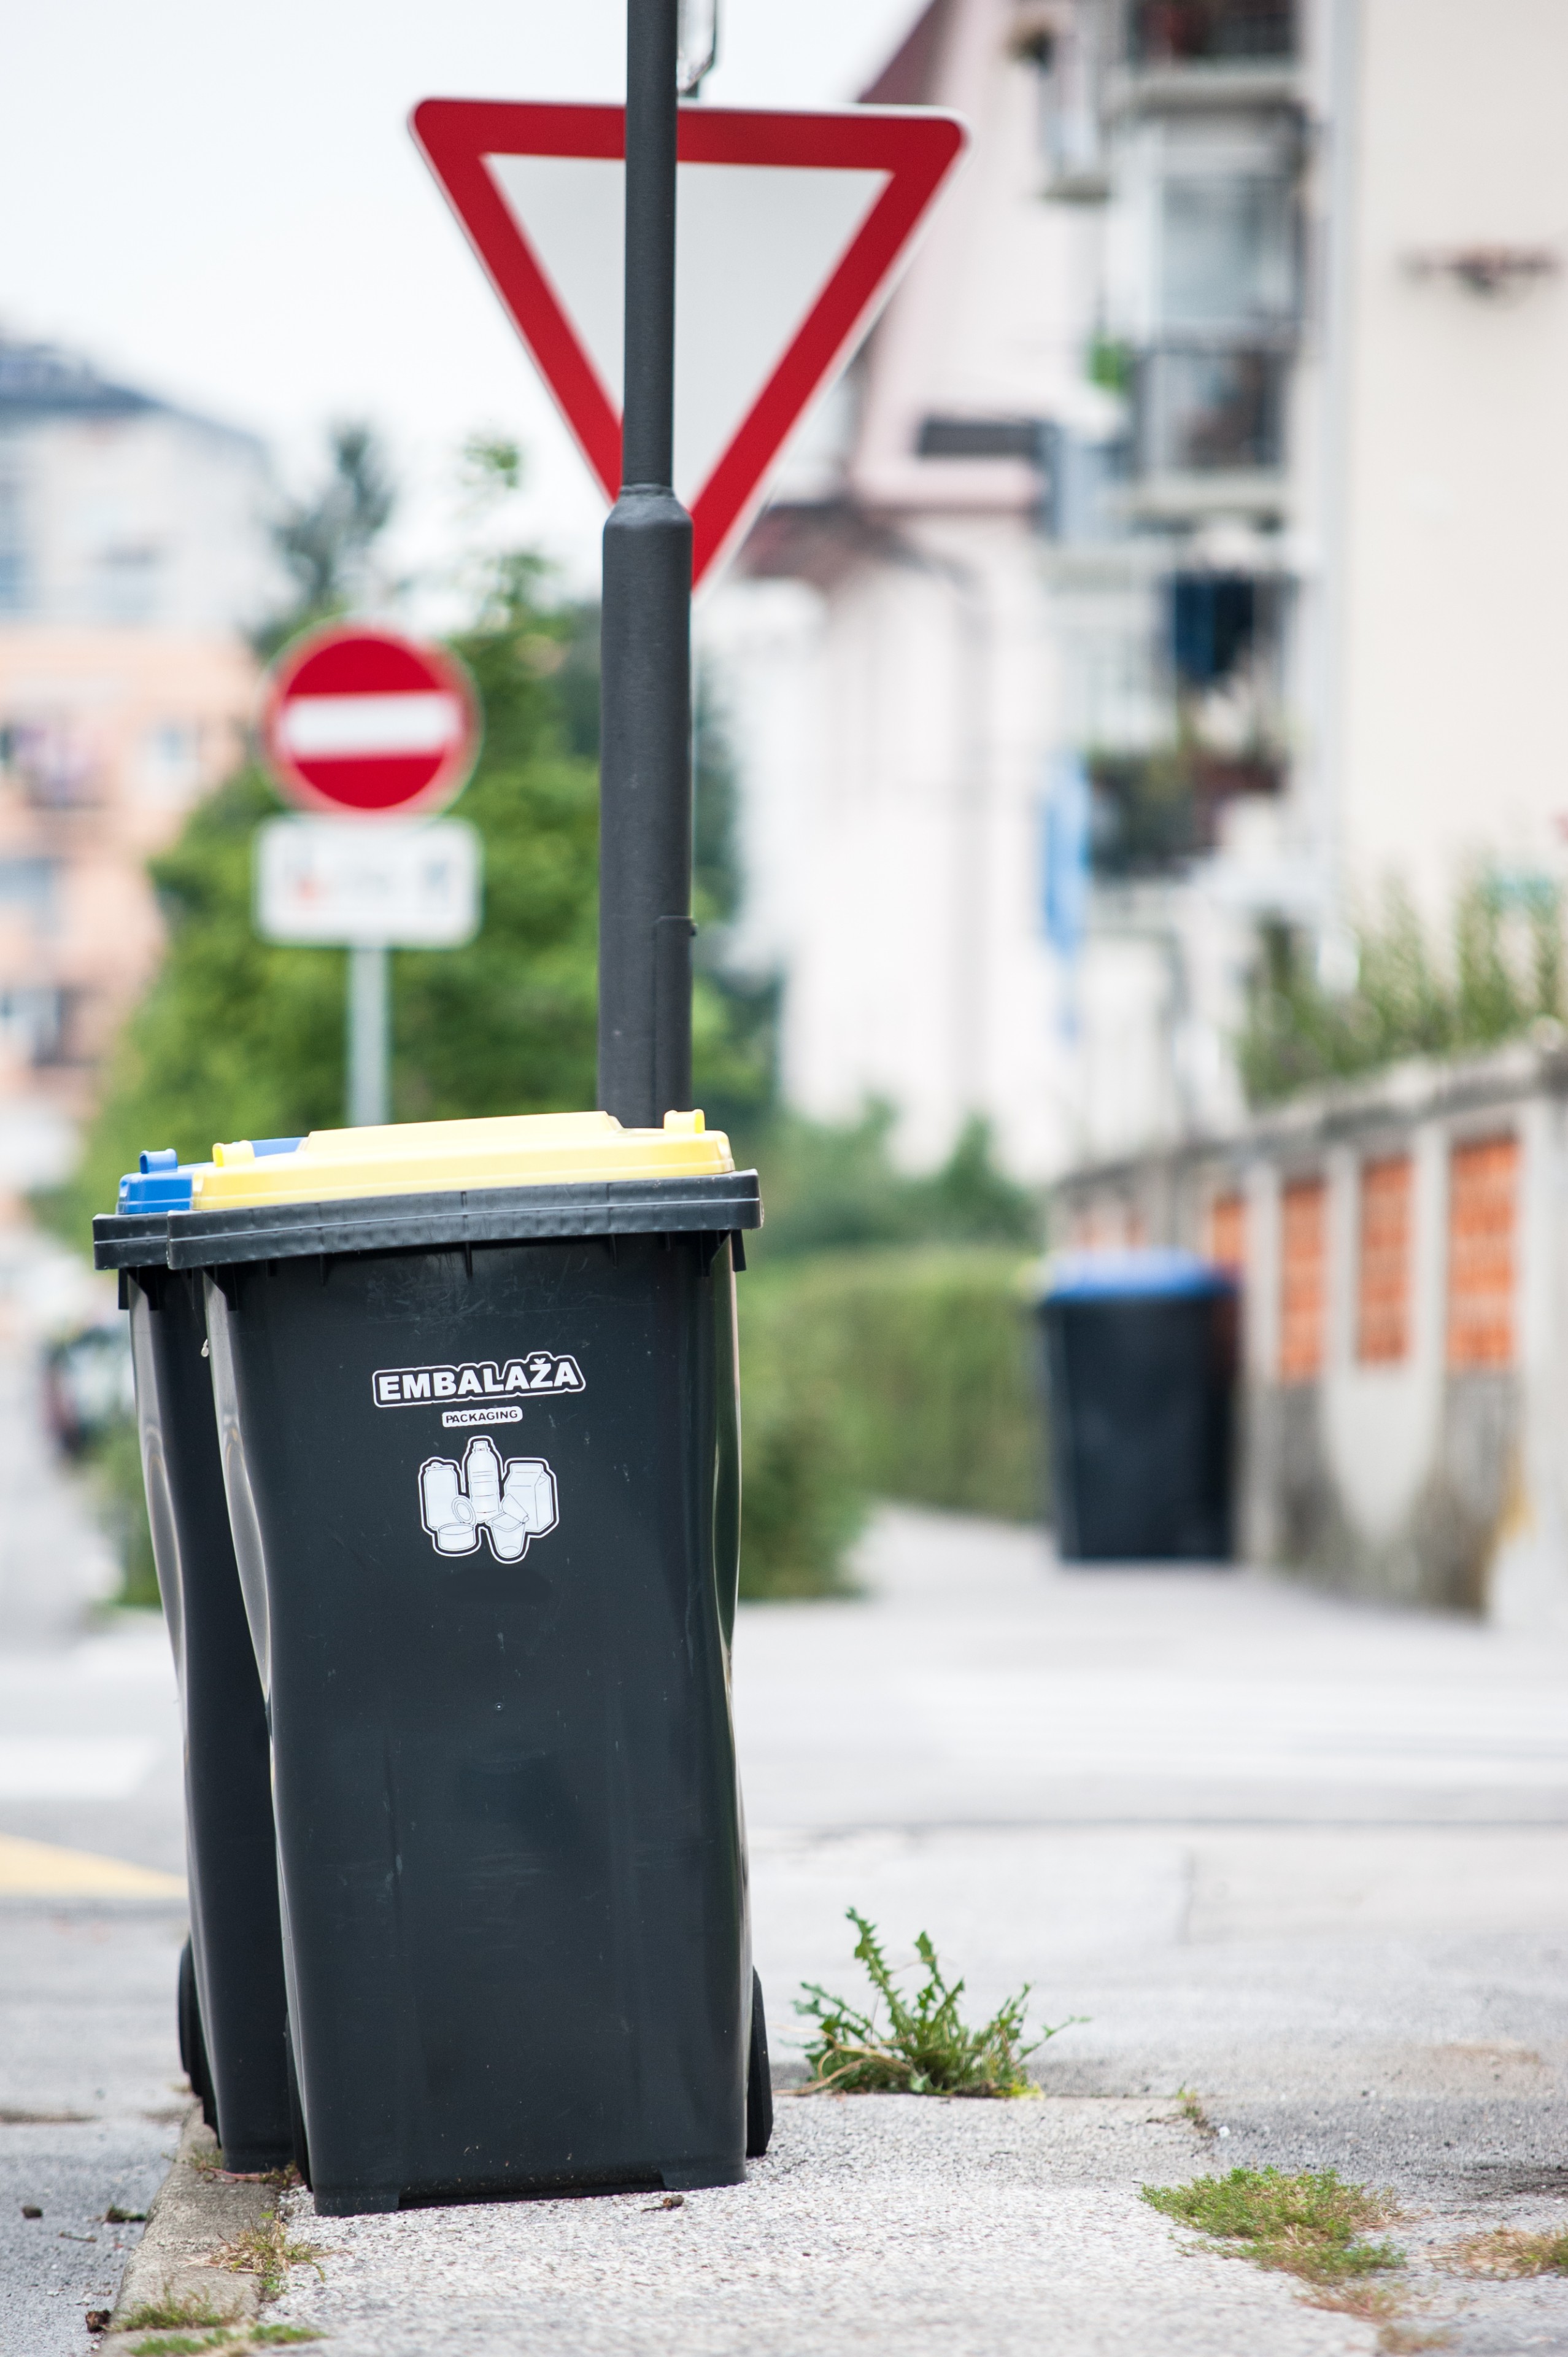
[1142,2165,1405,2288]
[121,2299,229,2334]
[796,1908,1078,2097]
[127,2330,231,2355]
[250,2329,326,2345]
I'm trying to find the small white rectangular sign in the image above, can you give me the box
[254,816,482,948]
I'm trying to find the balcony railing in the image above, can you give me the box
[1089,746,1284,880]
[1134,343,1289,476]
[1129,1,1296,65]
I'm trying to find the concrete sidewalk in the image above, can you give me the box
[247,1511,1568,2356]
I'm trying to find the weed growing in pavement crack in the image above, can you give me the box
[215,2216,328,2301]
[1440,2225,1568,2277]
[127,2334,231,2356]
[187,2149,300,2192]
[1142,2167,1405,2297]
[1176,2086,1215,2135]
[120,2299,230,2335]
[795,1909,1080,2096]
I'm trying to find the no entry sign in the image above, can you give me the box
[260,624,480,819]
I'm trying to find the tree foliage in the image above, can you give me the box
[260,421,397,653]
[55,541,765,1231]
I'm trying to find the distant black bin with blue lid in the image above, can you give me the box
[163,1110,770,2218]
[1038,1249,1237,1563]
[93,1139,301,2169]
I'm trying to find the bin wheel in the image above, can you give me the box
[176,1939,217,2135]
[284,2017,312,2191]
[745,1968,773,2159]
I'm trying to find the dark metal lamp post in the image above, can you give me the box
[597,0,694,1129]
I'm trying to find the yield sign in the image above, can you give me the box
[411,101,967,588]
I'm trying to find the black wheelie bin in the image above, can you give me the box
[1039,1248,1237,1563]
[165,1109,771,2216]
[93,1142,302,2170]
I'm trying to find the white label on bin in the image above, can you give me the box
[373,1353,584,1407]
[441,1403,523,1430]
[419,1437,558,1563]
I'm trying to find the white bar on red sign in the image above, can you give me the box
[278,693,465,759]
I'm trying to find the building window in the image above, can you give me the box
[93,542,163,624]
[916,416,1044,463]
[1161,174,1297,336]
[1357,1156,1412,1365]
[0,985,66,1066]
[1,719,102,807]
[137,721,203,802]
[1278,1174,1325,1381]
[1446,1136,1518,1370]
[0,471,26,614]
[1130,2,1296,66]
[1136,344,1288,473]
[1206,1189,1246,1278]
[0,856,58,927]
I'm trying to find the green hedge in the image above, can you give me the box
[737,1248,1044,1600]
[87,1247,1043,1612]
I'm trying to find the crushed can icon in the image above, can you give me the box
[419,1434,558,1562]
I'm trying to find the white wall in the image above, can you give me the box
[1335,0,1568,921]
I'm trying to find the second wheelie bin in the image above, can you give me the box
[93,1142,301,2170]
[1038,1248,1237,1562]
[166,1108,770,2215]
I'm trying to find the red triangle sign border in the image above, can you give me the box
[411,99,968,589]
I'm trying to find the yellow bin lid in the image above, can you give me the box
[190,1109,733,1213]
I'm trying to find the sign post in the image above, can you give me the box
[347,943,391,1128]
[256,622,482,1126]
[598,0,690,1129]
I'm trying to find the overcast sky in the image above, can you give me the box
[0,1,920,597]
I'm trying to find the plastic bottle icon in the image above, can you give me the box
[419,1436,558,1563]
[465,1435,503,1524]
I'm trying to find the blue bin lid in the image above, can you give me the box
[115,1137,302,1217]
[1042,1247,1232,1302]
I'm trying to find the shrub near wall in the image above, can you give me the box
[736,1248,1043,1598]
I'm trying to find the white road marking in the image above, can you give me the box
[905,1669,1568,1789]
[0,1738,155,1798]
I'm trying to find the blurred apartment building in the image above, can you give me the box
[709,0,1568,1180]
[0,338,273,1189]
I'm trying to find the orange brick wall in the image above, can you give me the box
[1446,1135,1519,1370]
[1206,1190,1246,1279]
[1357,1156,1412,1365]
[1279,1176,1327,1382]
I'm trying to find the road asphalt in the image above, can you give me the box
[1,1225,1566,2354]
[0,1228,188,2357]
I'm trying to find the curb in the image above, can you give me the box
[102,2106,276,2352]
